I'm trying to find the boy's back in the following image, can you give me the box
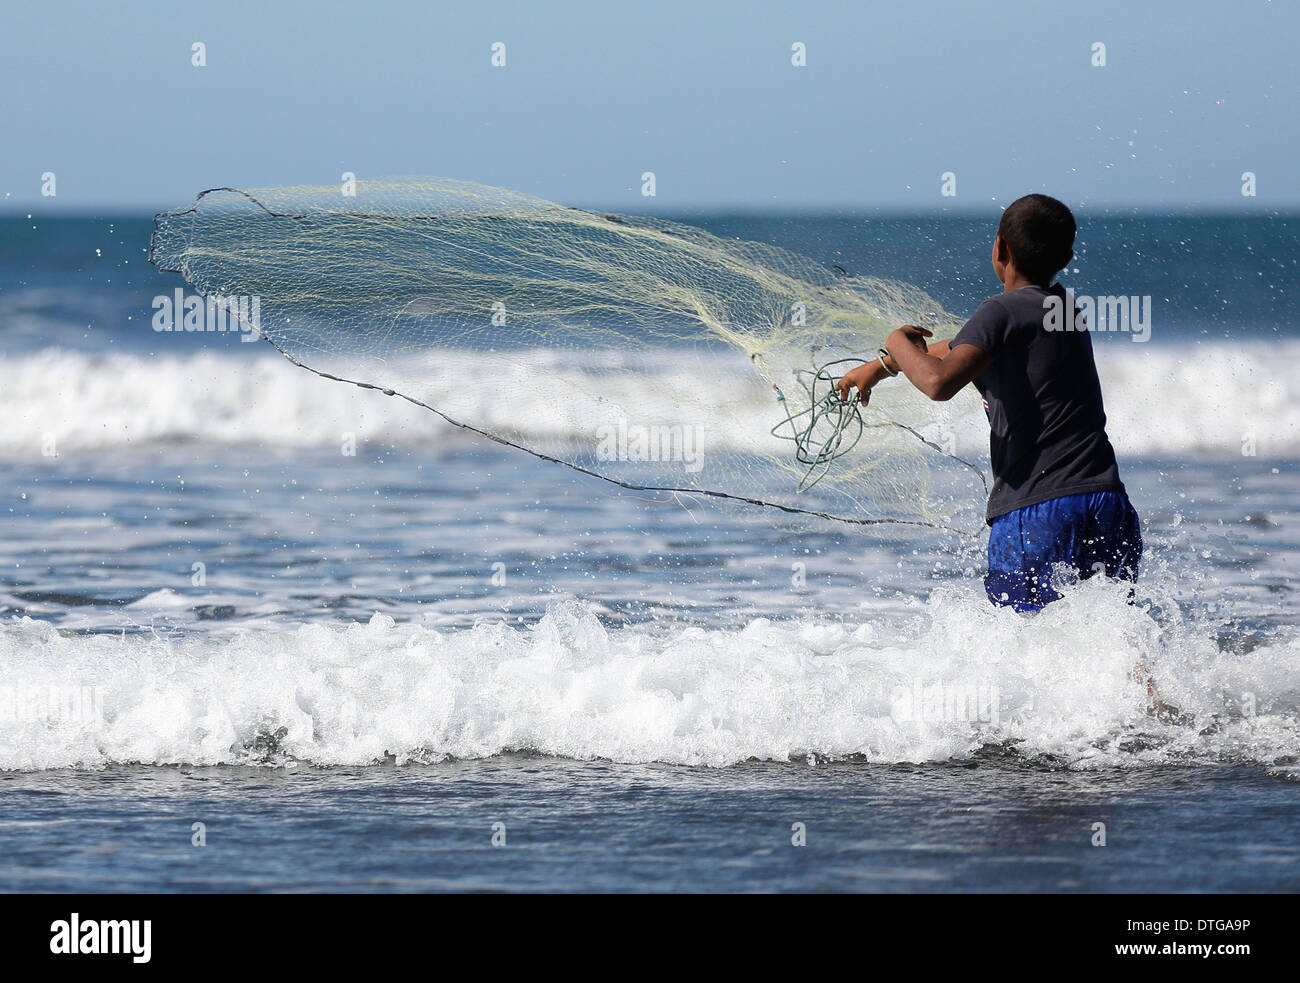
[952,283,1124,523]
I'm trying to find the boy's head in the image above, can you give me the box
[993,194,1076,287]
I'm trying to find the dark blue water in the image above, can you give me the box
[2,759,1294,893]
[696,213,1299,339]
[2,213,1295,358]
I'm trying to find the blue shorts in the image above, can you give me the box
[986,490,1142,613]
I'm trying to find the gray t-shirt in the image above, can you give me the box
[950,283,1124,522]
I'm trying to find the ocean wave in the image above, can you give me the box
[1,343,1297,458]
[1,580,1296,771]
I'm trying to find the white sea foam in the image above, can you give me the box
[1,343,1297,458]
[2,577,1295,772]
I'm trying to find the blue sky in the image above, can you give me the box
[2,0,1294,213]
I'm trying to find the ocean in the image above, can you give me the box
[0,211,1297,892]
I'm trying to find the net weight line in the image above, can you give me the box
[246,330,987,534]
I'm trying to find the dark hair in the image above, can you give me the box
[996,194,1076,285]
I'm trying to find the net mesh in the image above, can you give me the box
[149,177,986,532]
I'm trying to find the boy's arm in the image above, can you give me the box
[832,333,984,402]
[886,325,991,402]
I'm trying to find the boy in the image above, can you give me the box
[835,194,1141,613]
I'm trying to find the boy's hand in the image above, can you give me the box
[888,324,933,354]
[834,360,887,402]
